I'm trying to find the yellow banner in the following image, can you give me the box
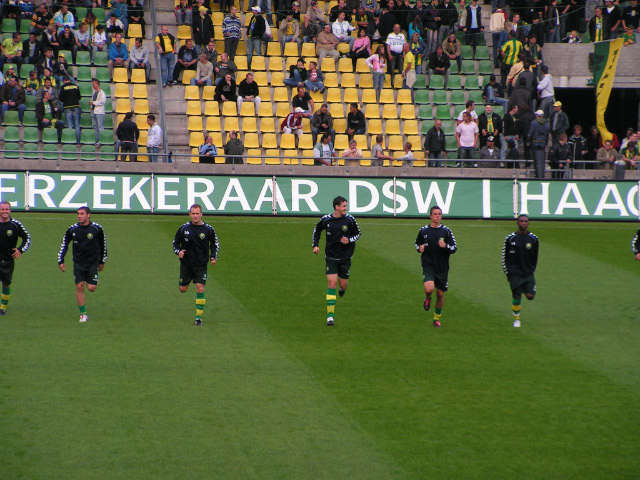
[594,39,624,143]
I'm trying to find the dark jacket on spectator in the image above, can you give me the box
[246,14,266,39]
[503,111,518,136]
[214,78,237,102]
[424,125,446,152]
[116,118,140,143]
[193,13,214,45]
[428,51,450,70]
[508,83,531,111]
[547,141,571,167]
[464,4,483,29]
[527,117,549,147]
[238,78,259,98]
[22,38,42,60]
[0,83,26,105]
[35,98,61,127]
[346,109,365,132]
[438,1,459,28]
[58,81,81,108]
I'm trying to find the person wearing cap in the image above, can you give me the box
[0,34,24,75]
[0,76,27,126]
[527,109,549,178]
[536,65,554,119]
[59,75,82,143]
[307,1,326,27]
[193,6,214,54]
[281,108,305,138]
[549,101,568,144]
[222,6,242,60]
[54,52,72,86]
[332,11,356,49]
[108,33,129,80]
[479,136,501,168]
[311,103,335,145]
[246,6,267,70]
[316,23,340,67]
[174,0,193,26]
[279,11,302,55]
[283,57,307,87]
[291,2,302,22]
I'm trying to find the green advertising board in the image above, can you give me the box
[0,172,638,220]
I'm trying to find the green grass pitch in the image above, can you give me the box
[1,213,639,479]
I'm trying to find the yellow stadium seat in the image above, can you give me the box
[321,57,336,72]
[202,85,215,100]
[325,88,341,103]
[323,72,338,87]
[132,84,147,99]
[114,83,129,98]
[262,133,278,149]
[284,56,297,70]
[386,119,401,135]
[258,102,274,117]
[190,131,204,147]
[127,24,142,38]
[283,149,298,165]
[252,56,267,71]
[400,104,415,119]
[136,146,148,162]
[211,12,224,25]
[404,120,419,135]
[334,135,348,151]
[367,119,382,135]
[379,89,394,103]
[329,103,344,118]
[364,104,379,119]
[266,42,280,56]
[265,150,281,165]
[222,102,237,117]
[242,116,258,132]
[246,148,263,165]
[233,55,248,71]
[309,90,324,104]
[203,101,218,116]
[206,116,221,132]
[298,135,313,150]
[301,117,311,133]
[260,117,276,132]
[343,88,359,104]
[187,101,202,116]
[209,132,223,146]
[382,104,397,119]
[181,70,196,85]
[353,134,368,149]
[191,147,199,163]
[279,133,296,149]
[393,76,404,89]
[133,99,149,115]
[337,43,350,55]
[244,133,260,149]
[224,117,240,132]
[275,102,291,118]
[177,25,192,40]
[340,73,356,88]
[184,85,200,100]
[301,43,316,57]
[355,58,369,73]
[240,101,256,116]
[361,89,377,103]
[301,152,315,166]
[188,116,203,131]
[213,26,223,39]
[397,89,412,104]
[268,56,284,72]
[337,57,352,73]
[359,74,373,88]
[388,136,404,151]
[254,71,268,86]
[131,69,146,84]
[407,136,422,149]
[333,117,346,132]
[113,68,128,83]
[360,158,371,167]
[273,87,289,103]
[383,75,392,89]
[270,71,284,86]
[283,43,299,57]
[115,99,132,114]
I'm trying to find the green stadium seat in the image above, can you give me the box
[93,8,106,22]
[436,105,452,120]
[1,33,12,43]
[80,98,91,112]
[2,19,17,33]
[413,76,427,89]
[461,45,473,60]
[476,46,490,60]
[22,143,39,159]
[81,129,96,144]
[19,63,35,80]
[3,111,19,126]
[76,7,88,21]
[493,105,505,118]
[79,82,93,97]
[464,74,480,90]
[62,144,77,160]
[450,90,466,105]
[417,105,432,120]
[22,127,39,142]
[81,145,97,160]
[24,95,36,110]
[429,75,444,89]
[4,143,19,159]
[468,90,484,105]
[19,21,31,34]
[80,113,93,128]
[421,121,432,134]
[103,115,114,128]
[105,98,113,113]
[42,128,59,143]
[99,129,115,145]
[432,90,448,105]
[76,51,92,66]
[76,66,93,82]
[460,60,475,75]
[441,120,456,132]
[94,52,109,67]
[22,111,37,127]
[478,61,493,75]
[447,75,462,90]
[43,143,59,160]
[59,50,73,63]
[62,128,78,143]
[3,126,20,142]
[99,145,117,161]
[446,136,459,151]
[414,90,430,104]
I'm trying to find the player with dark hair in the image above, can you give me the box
[415,206,458,327]
[58,206,108,323]
[173,204,219,326]
[502,215,539,328]
[312,196,361,326]
[0,201,31,315]
[632,229,640,261]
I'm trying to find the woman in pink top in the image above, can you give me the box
[349,28,371,69]
[365,44,386,101]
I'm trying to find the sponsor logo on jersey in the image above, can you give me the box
[199,233,205,239]
[6,230,12,236]
[342,225,348,232]
[526,243,532,249]
[87,233,94,240]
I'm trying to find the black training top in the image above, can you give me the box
[58,222,108,265]
[0,217,31,261]
[312,214,361,260]
[173,221,219,266]
[502,231,539,277]
[414,224,458,273]
[632,229,640,255]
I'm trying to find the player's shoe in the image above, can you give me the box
[0,308,6,315]
[433,320,441,327]
[79,314,88,323]
[326,316,334,326]
[423,297,431,311]
[194,318,202,326]
[338,289,346,298]
[513,320,521,328]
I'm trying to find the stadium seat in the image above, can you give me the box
[94,52,109,67]
[333,118,346,132]
[447,75,462,90]
[2,19,17,33]
[364,104,379,119]
[242,117,258,132]
[190,131,204,148]
[42,128,59,143]
[246,149,263,165]
[478,61,493,75]
[326,88,341,103]
[22,111,37,127]
[62,129,79,144]
[251,56,266,71]
[244,133,260,149]
[396,90,412,104]
[239,102,255,117]
[22,126,39,142]
[222,102,237,117]
[276,103,291,118]
[43,143,59,160]
[128,24,142,38]
[132,84,147,99]
[283,149,299,165]
[451,90,466,104]
[468,90,484,105]
[202,85,215,100]
[298,135,313,150]
[266,42,280,56]
[134,99,149,115]
[61,144,77,161]
[76,66,92,82]
[190,147,200,163]
[182,70,196,84]
[3,127,19,143]
[361,89,377,104]
[187,101,202,116]
[476,46,490,60]
[464,74,480,90]
[188,116,203,131]
[81,145,97,161]
[3,111,19,126]
[78,82,93,97]
[436,105,452,120]
[260,118,276,133]
[258,102,274,117]
[262,133,278,149]
[81,129,96,145]
[4,143,19,159]
[206,116,221,132]
[25,96,36,110]
[446,136,459,151]
[114,83,130,98]
[461,45,473,60]
[432,90,448,105]
[113,68,128,83]
[224,117,240,132]
[334,135,348,151]
[382,104,397,119]
[359,74,373,88]
[320,57,336,73]
[95,67,110,83]
[367,119,382,135]
[379,89,394,104]
[355,58,369,73]
[323,73,338,88]
[283,43,298,57]
[414,90,430,104]
[329,103,344,118]
[279,133,296,149]
[204,101,219,116]
[99,129,115,145]
[418,105,433,120]
[429,75,444,89]
[301,43,316,57]
[270,71,285,86]
[131,69,146,84]
[404,120,419,135]
[385,120,400,135]
[273,87,289,103]
[177,25,192,40]
[337,58,352,73]
[341,73,356,88]
[268,56,284,71]
[460,60,476,75]
[413,76,427,89]
[99,145,117,162]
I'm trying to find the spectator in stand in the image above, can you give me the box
[128,0,145,36]
[620,141,639,168]
[523,35,543,78]
[0,34,23,75]
[346,103,365,140]
[378,6,396,39]
[108,33,129,80]
[505,138,520,167]
[603,0,621,39]
[527,109,549,178]
[193,6,214,55]
[202,40,218,65]
[355,6,374,35]
[116,112,140,162]
[30,4,53,37]
[92,24,107,62]
[222,6,242,60]
[311,103,335,145]
[308,1,326,27]
[36,90,65,142]
[586,125,602,159]
[422,0,440,56]
[478,104,503,151]
[482,74,508,110]
[567,125,588,168]
[198,135,218,164]
[408,32,426,74]
[547,133,570,178]
[284,58,307,87]
[424,119,447,167]
[428,45,450,85]
[105,14,125,44]
[549,101,569,144]
[0,76,27,126]
[399,141,415,166]
[502,104,518,159]
[456,100,478,125]
[58,25,76,62]
[371,134,395,166]
[441,31,461,73]
[89,78,106,144]
[22,70,39,96]
[589,7,610,42]
[456,111,479,167]
[53,5,74,32]
[330,0,352,23]
[213,72,237,103]
[175,0,193,26]
[623,0,640,44]
[536,66,554,118]
[224,130,244,164]
[313,132,335,166]
[42,24,61,58]
[172,39,197,84]
[386,24,406,86]
[291,1,302,22]
[349,28,371,69]
[597,139,617,170]
[190,52,213,86]
[75,23,92,62]
[155,25,177,88]
[508,77,531,112]
[489,5,506,67]
[366,44,386,102]
[479,136,501,168]
[304,61,325,92]
[301,15,321,43]
[620,129,636,150]
[59,75,82,143]
[332,11,356,49]
[246,6,267,69]
[401,42,416,97]
[36,75,57,102]
[237,72,261,114]
[342,139,363,166]
[146,115,162,163]
[546,0,562,43]
[439,0,458,45]
[517,104,535,166]
[463,0,483,54]
[500,31,522,89]
[623,25,636,45]
[317,23,340,67]
[292,85,314,118]
[213,52,237,85]
[280,10,302,54]
[129,37,151,81]
[111,0,129,33]
[54,53,72,85]
[21,33,41,66]
[281,107,305,138]
[528,15,546,48]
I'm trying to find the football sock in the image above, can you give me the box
[512,298,521,320]
[326,288,336,318]
[196,292,206,319]
[433,307,442,322]
[338,288,346,297]
[1,286,10,311]
[79,304,86,315]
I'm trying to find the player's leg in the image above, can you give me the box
[76,282,88,322]
[337,259,350,297]
[433,288,445,326]
[423,280,435,311]
[338,277,348,296]
[0,264,13,314]
[509,275,525,327]
[194,282,206,326]
[179,262,192,293]
[325,271,338,326]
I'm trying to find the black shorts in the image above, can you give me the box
[509,274,536,297]
[74,263,99,285]
[422,267,449,292]
[179,262,208,286]
[0,259,15,285]
[325,258,351,279]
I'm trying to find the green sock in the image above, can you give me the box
[434,307,442,321]
[196,292,206,319]
[512,298,521,320]
[326,288,336,318]
[79,304,87,315]
[1,286,10,311]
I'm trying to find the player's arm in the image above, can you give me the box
[501,236,510,276]
[98,226,107,270]
[446,228,458,253]
[347,216,361,243]
[58,227,72,271]
[632,229,640,260]
[209,227,219,264]
[531,236,539,271]
[415,229,425,252]
[172,227,183,256]
[16,221,31,255]
[312,218,324,252]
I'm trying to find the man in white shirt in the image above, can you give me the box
[332,12,355,48]
[385,23,406,86]
[456,111,479,167]
[536,65,554,119]
[456,100,478,125]
[146,114,162,162]
[89,78,106,144]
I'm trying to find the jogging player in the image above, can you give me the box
[502,214,539,328]
[312,196,361,326]
[0,201,31,315]
[173,204,219,326]
[414,205,457,327]
[58,207,108,323]
[633,228,640,261]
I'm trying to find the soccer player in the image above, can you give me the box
[502,215,539,328]
[173,204,219,326]
[312,196,361,326]
[58,206,108,323]
[633,229,640,261]
[414,206,458,327]
[0,201,31,315]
